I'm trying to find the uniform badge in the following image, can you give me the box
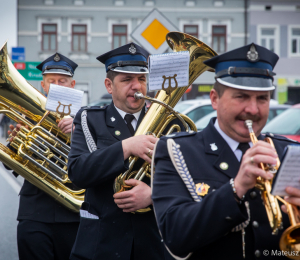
[129,43,136,54]
[54,53,60,62]
[220,162,229,170]
[247,43,259,62]
[210,143,218,151]
[115,130,121,136]
[195,183,210,196]
[111,117,115,122]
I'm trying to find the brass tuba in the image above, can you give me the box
[0,41,84,213]
[113,32,218,212]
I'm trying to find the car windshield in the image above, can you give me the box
[174,103,194,113]
[186,105,214,122]
[263,108,300,135]
[195,111,217,130]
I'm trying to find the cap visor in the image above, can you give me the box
[111,66,148,74]
[217,77,275,91]
[42,68,73,77]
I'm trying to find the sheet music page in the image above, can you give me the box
[271,145,300,197]
[45,84,84,116]
[149,51,189,91]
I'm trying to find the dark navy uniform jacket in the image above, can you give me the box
[5,120,79,223]
[152,118,298,260]
[68,102,179,260]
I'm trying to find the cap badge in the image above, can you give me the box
[247,44,259,62]
[210,143,218,151]
[54,53,60,62]
[195,183,210,196]
[129,44,136,54]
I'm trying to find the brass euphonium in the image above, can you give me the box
[113,32,218,212]
[245,120,282,234]
[0,41,84,212]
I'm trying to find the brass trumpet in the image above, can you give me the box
[244,120,282,234]
[113,32,218,213]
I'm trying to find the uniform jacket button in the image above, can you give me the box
[225,216,232,221]
[252,221,259,228]
[250,191,257,199]
[255,250,261,257]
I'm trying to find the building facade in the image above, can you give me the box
[18,0,248,104]
[249,0,300,104]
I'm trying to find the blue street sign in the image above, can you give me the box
[12,47,25,61]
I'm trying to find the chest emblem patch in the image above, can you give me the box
[210,143,218,151]
[195,183,210,196]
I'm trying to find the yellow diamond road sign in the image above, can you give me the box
[131,9,178,54]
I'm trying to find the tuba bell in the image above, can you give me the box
[0,41,84,213]
[113,32,218,212]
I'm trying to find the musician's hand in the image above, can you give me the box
[234,141,278,199]
[7,124,29,142]
[58,118,74,134]
[281,187,300,214]
[113,179,152,212]
[122,135,158,163]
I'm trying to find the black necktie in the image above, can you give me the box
[124,114,135,136]
[237,142,250,159]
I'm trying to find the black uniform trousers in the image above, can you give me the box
[152,117,299,260]
[68,102,184,260]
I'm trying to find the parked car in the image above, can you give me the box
[262,104,300,142]
[88,99,112,107]
[194,100,290,132]
[174,99,214,122]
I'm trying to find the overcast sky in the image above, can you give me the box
[0,0,17,55]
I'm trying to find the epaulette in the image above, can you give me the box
[265,132,299,144]
[164,130,197,139]
[81,105,107,110]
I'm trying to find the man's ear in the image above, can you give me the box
[104,78,113,94]
[70,79,75,88]
[41,81,47,93]
[210,89,219,110]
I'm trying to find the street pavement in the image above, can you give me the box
[0,136,22,260]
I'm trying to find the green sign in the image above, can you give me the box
[13,61,42,81]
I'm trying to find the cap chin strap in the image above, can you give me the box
[43,65,73,76]
[107,60,148,70]
[215,66,276,80]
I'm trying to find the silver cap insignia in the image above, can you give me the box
[247,44,259,62]
[129,44,136,54]
[54,53,60,62]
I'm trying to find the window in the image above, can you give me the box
[72,24,87,52]
[260,28,276,52]
[184,25,198,38]
[212,25,226,52]
[42,24,57,51]
[112,25,127,49]
[291,27,300,55]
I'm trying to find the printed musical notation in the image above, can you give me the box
[271,145,300,197]
[149,51,189,91]
[46,84,84,116]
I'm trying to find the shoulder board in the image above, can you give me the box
[81,105,107,110]
[265,132,299,144]
[164,131,197,139]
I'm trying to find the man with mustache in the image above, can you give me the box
[68,43,181,260]
[152,43,300,259]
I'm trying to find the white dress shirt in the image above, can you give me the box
[114,105,142,131]
[214,119,252,162]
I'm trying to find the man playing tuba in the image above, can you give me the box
[152,43,300,259]
[6,53,80,260]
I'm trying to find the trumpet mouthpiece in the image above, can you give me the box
[134,92,144,100]
[244,120,253,129]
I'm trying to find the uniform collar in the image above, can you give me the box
[114,104,142,121]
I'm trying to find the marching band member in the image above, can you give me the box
[68,43,182,260]
[7,53,79,260]
[152,43,300,259]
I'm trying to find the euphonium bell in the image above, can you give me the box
[244,120,282,234]
[113,32,218,213]
[0,41,84,212]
